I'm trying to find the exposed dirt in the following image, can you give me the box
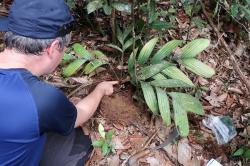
[100,90,147,127]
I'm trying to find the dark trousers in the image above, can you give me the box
[40,128,93,166]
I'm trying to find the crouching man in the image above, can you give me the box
[0,0,117,165]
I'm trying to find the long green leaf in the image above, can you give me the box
[182,58,215,78]
[172,97,189,137]
[63,53,76,61]
[102,142,111,156]
[181,39,210,58]
[156,87,171,125]
[72,43,92,60]
[61,53,76,64]
[244,149,250,160]
[230,4,239,17]
[169,92,204,115]
[128,48,138,82]
[138,37,158,65]
[106,130,113,142]
[91,50,108,60]
[84,59,107,74]
[122,24,133,41]
[92,140,105,147]
[239,5,250,21]
[63,59,87,77]
[123,38,133,51]
[141,82,158,114]
[123,37,139,51]
[161,66,194,86]
[150,20,172,30]
[152,73,167,80]
[116,26,124,45]
[151,40,183,64]
[112,2,131,13]
[106,44,123,53]
[137,61,171,80]
[150,79,193,88]
[233,148,245,157]
[87,0,103,14]
[103,4,112,15]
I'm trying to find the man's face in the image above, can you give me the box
[44,41,65,74]
[50,48,65,74]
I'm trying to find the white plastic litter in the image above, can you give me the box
[205,159,223,166]
[202,115,237,145]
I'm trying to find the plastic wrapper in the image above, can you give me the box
[205,159,223,166]
[202,115,237,145]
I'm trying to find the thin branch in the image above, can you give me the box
[111,8,116,43]
[200,0,250,94]
[108,63,119,81]
[185,0,199,41]
[132,0,138,85]
[218,2,250,33]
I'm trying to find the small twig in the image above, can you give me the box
[161,149,178,166]
[67,77,130,98]
[130,121,149,136]
[214,32,225,47]
[200,0,250,94]
[142,128,160,149]
[45,81,77,88]
[67,82,96,98]
[217,2,221,31]
[121,51,124,77]
[108,63,120,81]
[126,130,159,166]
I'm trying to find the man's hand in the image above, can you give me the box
[96,81,119,96]
[74,81,119,127]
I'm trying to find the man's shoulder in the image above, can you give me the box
[18,69,65,100]
[20,72,77,136]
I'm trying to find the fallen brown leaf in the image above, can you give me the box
[177,138,192,166]
[107,155,120,166]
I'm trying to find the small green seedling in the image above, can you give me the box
[62,43,108,77]
[92,123,115,156]
[233,146,250,160]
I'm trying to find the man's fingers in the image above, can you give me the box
[109,81,119,85]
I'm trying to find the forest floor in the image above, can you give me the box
[48,10,249,165]
[1,1,249,166]
[48,3,249,166]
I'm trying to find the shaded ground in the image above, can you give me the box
[1,1,250,165]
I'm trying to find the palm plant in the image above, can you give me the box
[128,38,215,136]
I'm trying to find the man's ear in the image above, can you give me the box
[46,39,60,59]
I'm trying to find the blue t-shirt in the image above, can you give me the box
[0,68,77,166]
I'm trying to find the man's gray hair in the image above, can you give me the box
[4,32,71,55]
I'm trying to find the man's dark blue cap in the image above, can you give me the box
[0,0,74,39]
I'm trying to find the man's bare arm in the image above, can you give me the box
[74,81,118,128]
